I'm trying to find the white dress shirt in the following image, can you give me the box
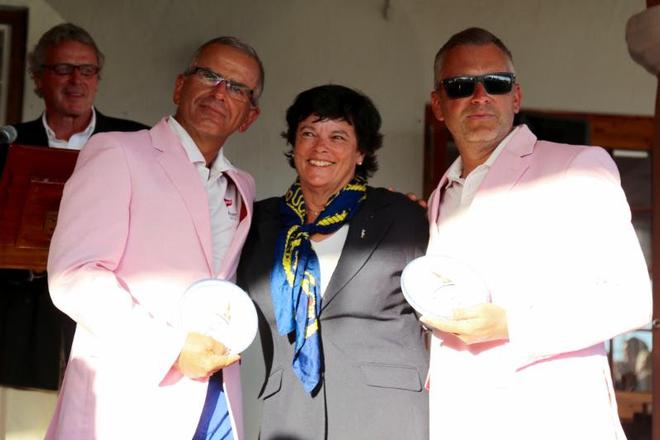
[167,116,239,274]
[438,126,520,223]
[43,107,97,149]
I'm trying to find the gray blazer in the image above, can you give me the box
[237,187,429,440]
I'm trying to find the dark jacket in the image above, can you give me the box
[237,187,430,440]
[13,110,148,146]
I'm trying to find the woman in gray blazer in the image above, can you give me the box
[237,84,429,440]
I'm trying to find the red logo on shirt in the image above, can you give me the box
[224,198,233,207]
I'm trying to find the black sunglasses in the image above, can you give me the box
[440,72,516,99]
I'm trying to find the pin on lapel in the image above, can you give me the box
[360,228,366,239]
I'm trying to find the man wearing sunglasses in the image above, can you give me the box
[421,27,651,439]
[44,37,262,439]
[0,23,147,394]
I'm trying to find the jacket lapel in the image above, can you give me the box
[150,118,214,274]
[218,169,255,280]
[470,125,536,211]
[257,201,282,248]
[92,110,107,134]
[428,173,450,226]
[321,190,392,311]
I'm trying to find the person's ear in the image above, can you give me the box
[239,106,261,133]
[512,83,522,114]
[173,74,185,106]
[430,89,445,122]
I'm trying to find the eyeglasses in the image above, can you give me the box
[41,63,100,77]
[440,72,516,99]
[185,66,257,105]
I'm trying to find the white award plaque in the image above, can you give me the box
[401,255,490,319]
[180,279,258,354]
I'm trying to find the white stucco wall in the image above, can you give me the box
[27,0,660,198]
[1,1,656,439]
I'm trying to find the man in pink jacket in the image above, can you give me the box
[421,27,652,439]
[45,36,262,439]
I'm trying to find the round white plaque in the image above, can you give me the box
[401,255,490,318]
[180,279,258,354]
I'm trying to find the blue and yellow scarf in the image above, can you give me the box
[270,176,367,393]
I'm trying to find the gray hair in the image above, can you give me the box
[29,23,104,76]
[28,23,104,97]
[188,36,265,104]
[433,27,514,89]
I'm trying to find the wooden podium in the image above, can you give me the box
[0,145,78,271]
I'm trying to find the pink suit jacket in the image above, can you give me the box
[45,118,255,439]
[425,125,652,439]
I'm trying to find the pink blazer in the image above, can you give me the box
[425,125,651,439]
[45,118,255,439]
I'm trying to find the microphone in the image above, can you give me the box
[0,125,17,144]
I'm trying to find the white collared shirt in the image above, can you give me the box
[438,126,520,224]
[167,116,239,274]
[43,107,97,150]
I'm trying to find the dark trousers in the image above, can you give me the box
[0,269,74,390]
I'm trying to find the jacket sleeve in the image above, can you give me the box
[47,132,186,384]
[506,146,652,367]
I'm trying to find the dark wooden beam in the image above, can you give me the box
[646,2,660,440]
[652,72,660,440]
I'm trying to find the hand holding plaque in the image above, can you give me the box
[180,279,258,354]
[401,255,490,319]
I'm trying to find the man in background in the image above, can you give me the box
[15,22,146,146]
[0,23,146,391]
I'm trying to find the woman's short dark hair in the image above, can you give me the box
[282,84,383,178]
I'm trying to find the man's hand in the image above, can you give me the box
[176,332,240,379]
[387,187,428,208]
[405,192,428,209]
[420,303,509,345]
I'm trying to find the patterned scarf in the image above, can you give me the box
[270,175,367,393]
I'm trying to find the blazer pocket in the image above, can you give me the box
[260,368,283,400]
[360,362,422,392]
